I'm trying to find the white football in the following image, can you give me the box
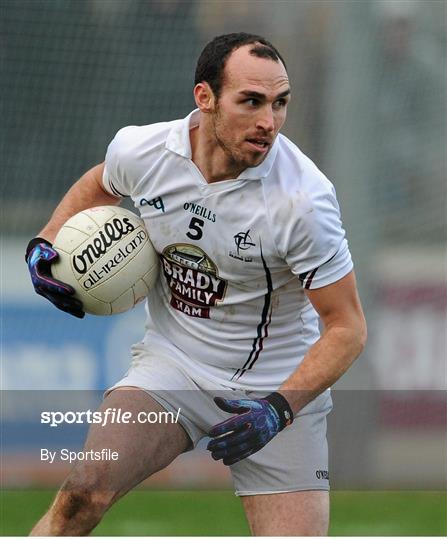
[52,206,159,315]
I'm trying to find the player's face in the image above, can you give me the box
[211,46,290,170]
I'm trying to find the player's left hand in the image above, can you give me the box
[207,392,294,465]
[25,237,85,318]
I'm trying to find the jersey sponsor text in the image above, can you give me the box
[161,244,227,318]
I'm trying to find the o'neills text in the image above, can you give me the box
[73,217,136,274]
[81,230,147,289]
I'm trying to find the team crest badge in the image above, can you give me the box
[229,229,255,262]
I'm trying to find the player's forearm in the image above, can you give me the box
[38,163,120,243]
[279,322,367,413]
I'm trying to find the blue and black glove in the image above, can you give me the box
[25,237,85,318]
[207,392,294,465]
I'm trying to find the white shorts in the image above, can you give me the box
[108,328,332,495]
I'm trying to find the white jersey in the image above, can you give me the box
[103,109,353,391]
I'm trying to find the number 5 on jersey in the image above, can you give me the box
[186,217,204,240]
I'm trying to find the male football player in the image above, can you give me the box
[27,33,366,536]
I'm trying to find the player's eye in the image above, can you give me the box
[273,98,287,109]
[244,98,259,107]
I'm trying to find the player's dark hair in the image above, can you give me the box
[194,33,287,98]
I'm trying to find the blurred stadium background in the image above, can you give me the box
[1,0,446,535]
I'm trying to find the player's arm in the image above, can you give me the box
[25,162,121,318]
[207,270,366,465]
[278,269,367,411]
[38,162,120,243]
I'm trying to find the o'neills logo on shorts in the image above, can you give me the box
[161,244,227,318]
[73,217,135,275]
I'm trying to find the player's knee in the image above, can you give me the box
[56,470,117,523]
[51,487,114,535]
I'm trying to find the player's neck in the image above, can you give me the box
[190,125,244,183]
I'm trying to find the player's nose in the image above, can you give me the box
[255,106,275,133]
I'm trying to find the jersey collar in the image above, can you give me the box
[165,109,279,180]
[165,109,199,159]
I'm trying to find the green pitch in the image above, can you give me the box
[1,490,446,536]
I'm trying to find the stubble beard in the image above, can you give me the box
[212,105,267,172]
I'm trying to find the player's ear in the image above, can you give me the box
[194,82,215,113]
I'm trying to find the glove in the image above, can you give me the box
[207,392,293,466]
[25,237,85,318]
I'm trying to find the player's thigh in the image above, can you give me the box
[241,490,329,536]
[64,386,191,495]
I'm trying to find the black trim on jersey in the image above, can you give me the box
[109,179,127,198]
[298,270,310,283]
[304,267,318,289]
[299,268,318,289]
[299,250,340,289]
[231,242,273,381]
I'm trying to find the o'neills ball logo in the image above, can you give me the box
[71,217,147,291]
[161,244,227,318]
[73,217,135,274]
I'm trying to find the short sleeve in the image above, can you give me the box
[102,126,138,198]
[284,184,353,290]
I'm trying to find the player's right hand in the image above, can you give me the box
[25,237,85,318]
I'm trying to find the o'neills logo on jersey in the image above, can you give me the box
[161,244,227,318]
[73,217,135,275]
